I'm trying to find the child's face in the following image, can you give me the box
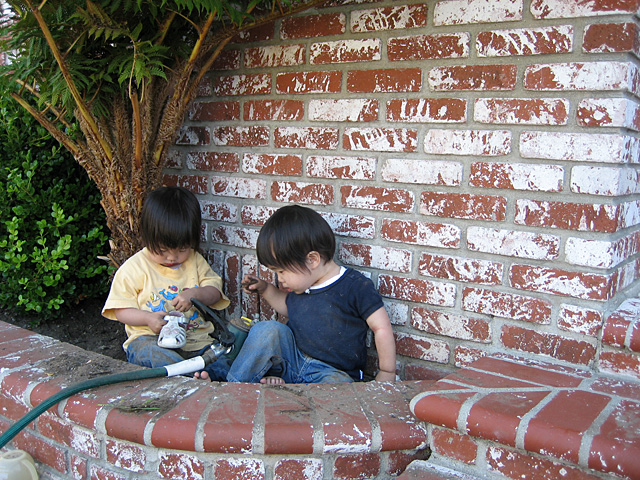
[270,266,314,294]
[148,247,191,268]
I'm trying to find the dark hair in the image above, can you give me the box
[140,186,201,253]
[256,205,335,272]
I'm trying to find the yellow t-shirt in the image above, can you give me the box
[102,248,230,351]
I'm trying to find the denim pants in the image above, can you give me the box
[126,335,231,381]
[226,320,354,383]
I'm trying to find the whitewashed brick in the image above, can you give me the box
[309,99,377,122]
[477,25,573,56]
[339,243,412,272]
[244,45,305,68]
[434,0,522,25]
[621,200,640,229]
[474,98,569,125]
[211,225,260,249]
[310,38,381,64]
[383,300,409,326]
[345,127,417,152]
[525,62,636,92]
[425,129,511,156]
[381,159,462,186]
[470,162,563,192]
[200,201,238,222]
[520,131,639,163]
[565,233,640,269]
[531,0,637,19]
[351,5,427,32]
[307,156,376,180]
[467,226,560,260]
[558,304,603,337]
[571,166,640,196]
[395,332,450,363]
[210,176,267,199]
[578,98,640,131]
[241,205,276,225]
[321,212,376,239]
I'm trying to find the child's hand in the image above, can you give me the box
[171,289,193,312]
[241,275,267,295]
[147,311,169,334]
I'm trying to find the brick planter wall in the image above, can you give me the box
[168,0,640,380]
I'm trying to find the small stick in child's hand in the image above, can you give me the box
[241,277,259,293]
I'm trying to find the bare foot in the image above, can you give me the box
[194,371,211,381]
[260,376,285,385]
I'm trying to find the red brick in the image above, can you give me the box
[454,345,487,367]
[486,445,601,479]
[387,450,431,476]
[243,153,302,176]
[215,458,265,480]
[462,287,552,324]
[187,152,239,172]
[526,390,610,463]
[105,439,146,473]
[583,22,640,54]
[419,252,503,285]
[501,324,597,365]
[244,100,304,121]
[233,22,274,43]
[90,465,128,480]
[210,49,241,70]
[531,0,639,18]
[347,68,421,93]
[351,5,428,32]
[212,126,269,147]
[271,181,334,205]
[211,176,267,199]
[420,191,507,221]
[274,126,339,149]
[381,218,460,248]
[158,452,205,480]
[339,242,411,272]
[274,459,323,480]
[307,155,376,180]
[241,205,279,226]
[214,73,271,96]
[515,199,620,233]
[412,307,491,343]
[244,44,305,68]
[322,212,376,239]
[599,351,640,380]
[276,71,341,94]
[475,98,568,125]
[344,127,417,152]
[188,101,240,121]
[13,429,67,473]
[309,99,378,122]
[424,129,511,156]
[263,387,314,454]
[469,162,563,192]
[201,201,238,222]
[163,174,208,195]
[341,185,414,212]
[434,0,522,25]
[379,274,456,307]
[175,126,209,145]
[387,98,466,123]
[510,264,615,300]
[524,62,632,91]
[431,427,478,464]
[333,453,380,479]
[310,39,381,64]
[388,33,469,60]
[281,13,345,39]
[477,25,573,56]
[38,415,99,457]
[428,65,517,91]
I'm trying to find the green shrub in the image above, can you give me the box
[0,82,111,320]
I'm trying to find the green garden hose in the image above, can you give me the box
[0,345,225,449]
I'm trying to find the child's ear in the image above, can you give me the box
[306,251,322,269]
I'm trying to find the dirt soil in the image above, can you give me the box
[0,296,128,363]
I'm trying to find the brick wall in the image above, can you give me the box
[168,0,640,380]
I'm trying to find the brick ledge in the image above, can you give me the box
[410,354,640,479]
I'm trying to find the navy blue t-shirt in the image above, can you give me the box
[285,267,384,380]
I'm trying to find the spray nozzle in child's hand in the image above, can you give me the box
[157,312,187,349]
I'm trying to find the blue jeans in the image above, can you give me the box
[126,335,231,381]
[227,321,354,383]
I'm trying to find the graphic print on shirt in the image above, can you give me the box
[145,285,201,330]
